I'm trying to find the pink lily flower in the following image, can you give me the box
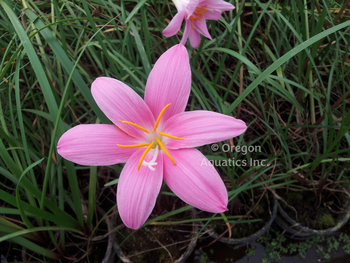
[57,44,246,229]
[163,0,235,48]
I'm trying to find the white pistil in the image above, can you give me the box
[142,145,159,171]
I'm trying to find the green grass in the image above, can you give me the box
[0,0,349,261]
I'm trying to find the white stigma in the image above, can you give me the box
[142,145,159,171]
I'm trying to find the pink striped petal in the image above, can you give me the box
[173,0,190,12]
[117,149,163,229]
[194,18,212,39]
[186,0,199,18]
[144,44,191,128]
[163,148,228,213]
[203,9,222,20]
[163,10,186,37]
[57,124,138,165]
[92,77,155,139]
[188,27,201,48]
[163,111,247,149]
[200,0,235,11]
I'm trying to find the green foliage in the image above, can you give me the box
[254,229,350,262]
[247,246,256,257]
[316,212,335,229]
[0,0,349,261]
[339,233,350,254]
[285,192,303,203]
[199,250,209,263]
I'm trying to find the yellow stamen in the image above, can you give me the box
[189,6,208,29]
[138,141,155,171]
[152,104,171,133]
[119,120,150,133]
[155,137,176,165]
[117,143,150,148]
[158,132,185,140]
[194,5,207,14]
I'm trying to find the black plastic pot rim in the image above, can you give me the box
[275,199,350,237]
[203,196,278,245]
[113,210,198,263]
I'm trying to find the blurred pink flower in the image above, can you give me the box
[57,44,246,229]
[163,0,235,48]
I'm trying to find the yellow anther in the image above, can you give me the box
[138,141,155,171]
[158,132,185,140]
[119,120,150,134]
[155,138,176,165]
[117,143,151,148]
[152,104,171,133]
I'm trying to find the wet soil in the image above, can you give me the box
[115,196,195,263]
[0,242,22,262]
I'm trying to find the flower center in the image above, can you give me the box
[189,5,208,29]
[142,145,159,171]
[117,103,185,171]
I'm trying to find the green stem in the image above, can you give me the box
[304,0,316,124]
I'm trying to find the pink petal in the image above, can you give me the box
[117,149,163,229]
[144,44,191,128]
[163,111,247,149]
[173,0,189,12]
[203,9,222,20]
[194,18,212,39]
[57,124,138,165]
[180,20,192,45]
[92,77,155,139]
[186,0,199,18]
[188,27,201,48]
[200,0,235,11]
[163,10,186,37]
[163,148,227,213]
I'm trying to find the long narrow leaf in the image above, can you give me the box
[224,20,350,114]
